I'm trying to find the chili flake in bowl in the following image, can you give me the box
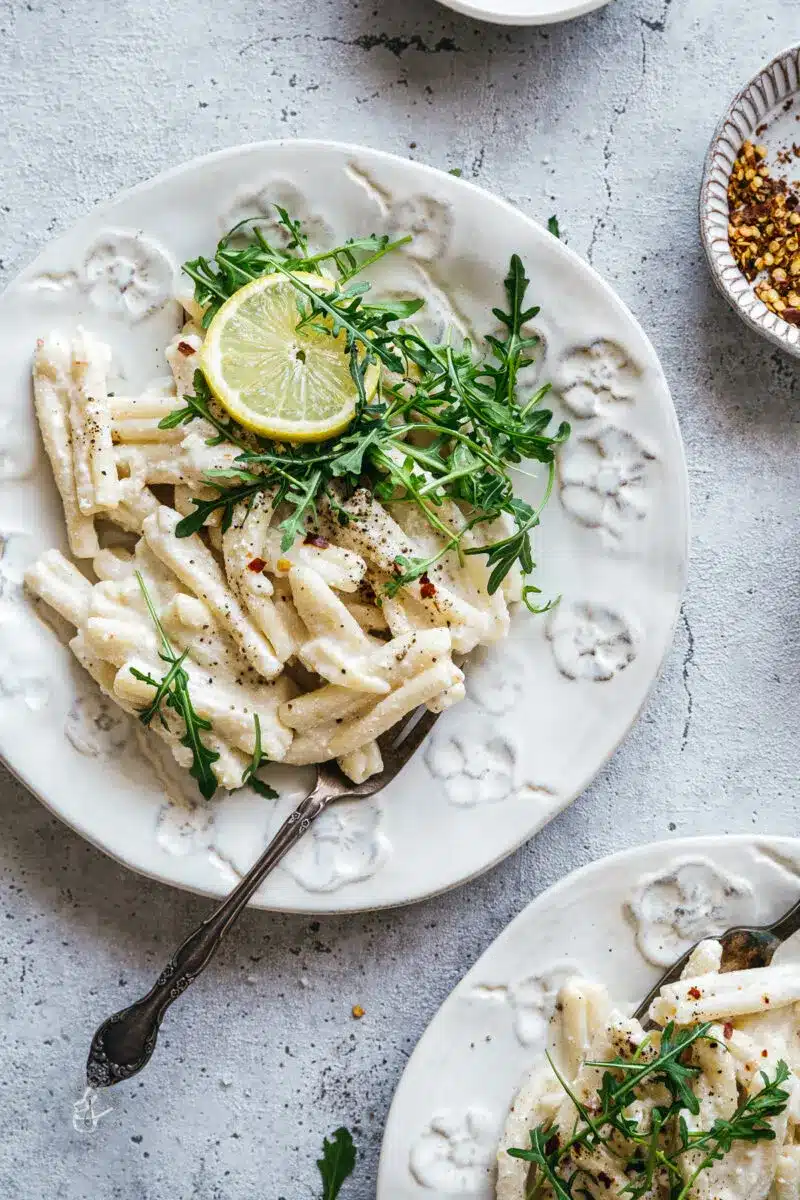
[701,43,800,357]
[728,141,800,324]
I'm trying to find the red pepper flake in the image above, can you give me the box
[303,533,329,549]
[247,557,267,573]
[723,1021,734,1040]
[762,1048,769,1057]
[177,340,196,356]
[687,986,702,1000]
[419,572,437,599]
[764,994,771,1005]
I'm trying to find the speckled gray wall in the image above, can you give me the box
[2,0,799,1195]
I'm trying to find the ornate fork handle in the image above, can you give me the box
[86,705,440,1088]
[86,786,333,1087]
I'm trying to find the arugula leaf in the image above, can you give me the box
[277,469,322,551]
[159,370,251,451]
[177,699,219,799]
[274,204,309,254]
[241,714,279,800]
[317,1127,356,1200]
[507,1127,572,1199]
[362,297,425,321]
[327,424,384,477]
[133,573,219,800]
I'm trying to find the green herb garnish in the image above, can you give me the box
[547,215,561,239]
[672,1060,791,1200]
[159,370,251,451]
[171,207,569,604]
[131,571,219,800]
[509,1021,791,1200]
[241,714,278,800]
[317,1127,357,1199]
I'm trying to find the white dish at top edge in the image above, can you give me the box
[0,139,687,913]
[378,834,800,1197]
[435,0,610,26]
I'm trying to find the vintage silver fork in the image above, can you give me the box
[86,706,440,1088]
[633,897,800,1023]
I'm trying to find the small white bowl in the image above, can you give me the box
[700,44,800,357]
[435,0,610,25]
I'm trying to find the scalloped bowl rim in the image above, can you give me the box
[700,42,800,358]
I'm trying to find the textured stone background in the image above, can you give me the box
[2,0,800,1195]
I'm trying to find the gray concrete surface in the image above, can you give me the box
[2,0,800,1195]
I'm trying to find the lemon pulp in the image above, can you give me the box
[200,272,378,442]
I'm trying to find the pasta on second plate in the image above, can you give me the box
[498,941,800,1200]
[26,317,518,793]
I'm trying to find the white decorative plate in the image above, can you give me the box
[0,140,687,912]
[378,834,800,1197]
[435,0,610,25]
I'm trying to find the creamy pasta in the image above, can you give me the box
[498,942,800,1199]
[26,316,517,793]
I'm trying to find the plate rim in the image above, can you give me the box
[377,830,800,1192]
[1,137,690,913]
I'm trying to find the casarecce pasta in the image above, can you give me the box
[25,315,515,794]
[497,942,800,1200]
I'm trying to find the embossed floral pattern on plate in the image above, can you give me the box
[558,424,656,543]
[425,724,516,808]
[220,178,334,251]
[65,692,132,758]
[470,962,580,1047]
[557,339,640,420]
[547,601,638,681]
[628,858,756,966]
[409,1108,497,1192]
[280,798,391,893]
[84,231,176,320]
[27,229,176,322]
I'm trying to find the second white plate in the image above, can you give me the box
[0,140,687,912]
[378,834,800,1196]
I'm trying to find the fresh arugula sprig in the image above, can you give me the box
[241,714,279,800]
[159,369,252,451]
[174,209,569,602]
[671,1060,791,1200]
[509,1024,711,1196]
[509,1023,791,1200]
[317,1127,357,1199]
[183,208,414,327]
[131,572,219,800]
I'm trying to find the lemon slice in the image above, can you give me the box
[200,272,378,442]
